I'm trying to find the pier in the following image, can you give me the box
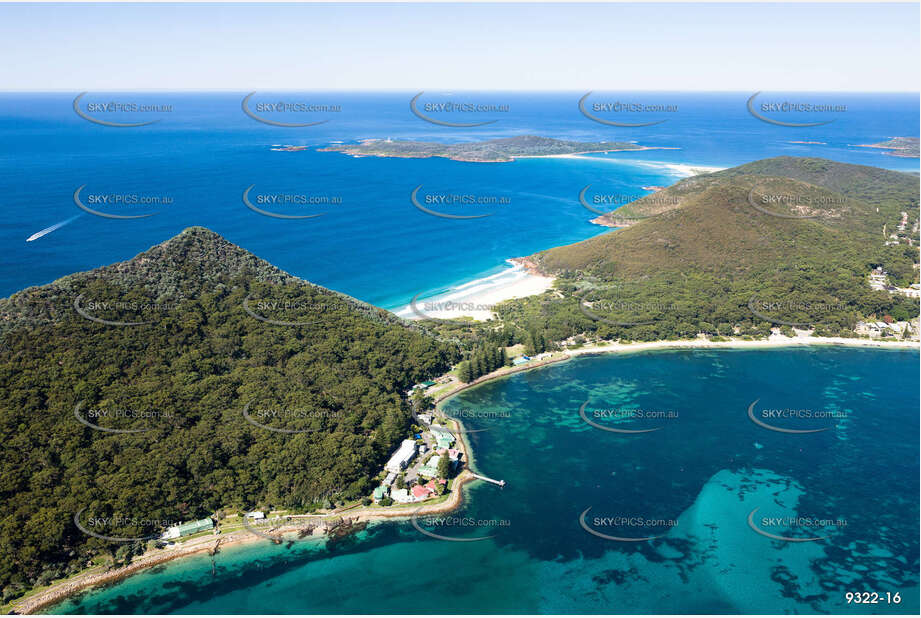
[471,473,506,487]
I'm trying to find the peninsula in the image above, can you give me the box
[318,135,674,163]
[853,136,919,158]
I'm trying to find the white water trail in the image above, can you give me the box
[26,214,83,242]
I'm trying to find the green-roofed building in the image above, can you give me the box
[163,518,214,539]
[373,485,389,502]
[418,455,441,479]
[431,426,455,449]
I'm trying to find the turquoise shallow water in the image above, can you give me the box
[49,347,920,614]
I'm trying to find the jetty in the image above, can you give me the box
[471,473,506,487]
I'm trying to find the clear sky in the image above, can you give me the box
[0,2,918,91]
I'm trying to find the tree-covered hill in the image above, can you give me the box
[499,158,919,342]
[0,227,459,600]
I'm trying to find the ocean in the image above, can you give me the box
[2,92,919,614]
[48,348,920,614]
[1,92,918,307]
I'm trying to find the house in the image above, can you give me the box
[418,413,433,426]
[245,511,265,520]
[512,356,530,366]
[384,472,397,486]
[372,485,389,502]
[424,478,447,492]
[390,488,415,503]
[384,439,418,473]
[411,484,434,500]
[430,425,455,449]
[162,518,214,540]
[418,455,442,478]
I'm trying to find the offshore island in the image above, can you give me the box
[318,134,676,163]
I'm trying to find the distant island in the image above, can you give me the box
[854,136,919,158]
[318,135,675,163]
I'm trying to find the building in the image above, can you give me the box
[372,485,389,502]
[162,518,214,540]
[430,425,455,449]
[391,488,415,503]
[245,511,265,520]
[411,484,434,500]
[383,472,397,486]
[385,439,418,473]
[512,356,530,366]
[417,455,442,478]
[418,413,433,426]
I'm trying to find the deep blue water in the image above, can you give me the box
[1,92,918,306]
[49,348,920,614]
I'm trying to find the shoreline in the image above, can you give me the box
[320,144,679,164]
[11,474,477,616]
[431,336,917,413]
[16,336,916,614]
[394,260,556,321]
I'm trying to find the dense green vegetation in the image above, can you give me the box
[0,228,459,601]
[320,135,656,162]
[500,157,919,344]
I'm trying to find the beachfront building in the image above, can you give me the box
[430,425,455,450]
[512,355,530,366]
[245,511,265,520]
[384,472,397,486]
[411,485,434,501]
[385,439,418,473]
[372,485,389,503]
[162,518,214,540]
[417,455,442,479]
[391,488,415,503]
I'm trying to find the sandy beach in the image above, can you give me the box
[565,334,919,356]
[396,261,555,321]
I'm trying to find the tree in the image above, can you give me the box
[437,454,452,479]
[395,474,405,490]
[458,361,474,383]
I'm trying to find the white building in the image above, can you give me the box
[390,488,416,504]
[245,511,265,520]
[385,439,417,473]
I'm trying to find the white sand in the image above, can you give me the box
[566,333,918,357]
[396,262,555,321]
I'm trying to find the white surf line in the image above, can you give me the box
[26,214,84,242]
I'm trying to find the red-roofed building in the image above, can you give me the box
[424,478,447,491]
[411,484,434,499]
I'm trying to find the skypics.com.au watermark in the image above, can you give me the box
[242,185,341,219]
[747,92,846,127]
[410,506,509,542]
[579,400,677,434]
[74,508,181,543]
[747,398,847,434]
[242,93,340,127]
[747,506,846,542]
[242,402,344,434]
[410,185,511,219]
[74,185,174,219]
[242,294,352,327]
[747,186,846,219]
[73,294,183,327]
[579,293,678,327]
[73,92,173,127]
[579,507,677,541]
[748,296,848,327]
[408,293,497,321]
[74,402,175,434]
[579,187,679,217]
[579,92,678,127]
[410,92,509,127]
